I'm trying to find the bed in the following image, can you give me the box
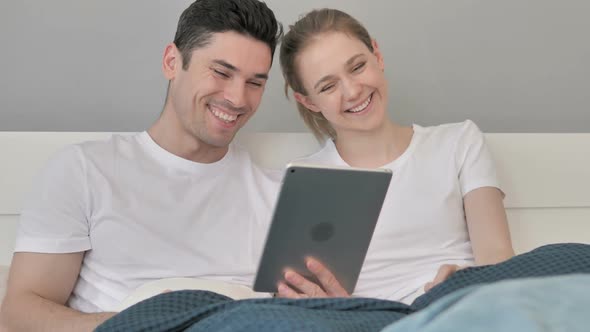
[1,131,590,323]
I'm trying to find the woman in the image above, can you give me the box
[276,8,514,304]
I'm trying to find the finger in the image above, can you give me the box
[284,270,326,298]
[306,258,349,297]
[431,264,458,287]
[276,282,304,299]
[425,264,462,292]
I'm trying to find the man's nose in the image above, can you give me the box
[224,80,247,109]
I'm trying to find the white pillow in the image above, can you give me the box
[115,278,271,312]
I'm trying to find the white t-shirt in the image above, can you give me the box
[15,132,278,312]
[293,120,501,304]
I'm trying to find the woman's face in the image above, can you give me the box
[294,31,388,137]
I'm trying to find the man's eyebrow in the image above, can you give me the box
[212,59,268,80]
[313,53,365,90]
[213,59,237,71]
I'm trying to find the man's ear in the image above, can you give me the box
[371,39,384,71]
[162,43,181,80]
[294,92,321,113]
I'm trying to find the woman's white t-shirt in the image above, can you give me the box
[293,120,502,304]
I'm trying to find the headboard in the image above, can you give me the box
[1,132,589,266]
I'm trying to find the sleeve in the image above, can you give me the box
[14,145,92,253]
[455,120,503,197]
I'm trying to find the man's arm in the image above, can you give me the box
[0,252,116,332]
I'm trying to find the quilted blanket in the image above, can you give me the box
[96,243,590,332]
[383,274,590,332]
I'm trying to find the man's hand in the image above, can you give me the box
[276,258,350,298]
[424,264,464,292]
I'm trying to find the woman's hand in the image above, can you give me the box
[276,258,350,298]
[424,264,465,292]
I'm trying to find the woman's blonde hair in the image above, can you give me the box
[279,9,374,141]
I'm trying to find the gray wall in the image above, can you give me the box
[1,0,589,133]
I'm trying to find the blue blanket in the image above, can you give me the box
[383,274,590,332]
[411,242,590,310]
[96,243,590,332]
[97,292,412,331]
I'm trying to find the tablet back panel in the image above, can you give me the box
[254,164,392,293]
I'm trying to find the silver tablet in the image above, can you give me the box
[253,163,392,294]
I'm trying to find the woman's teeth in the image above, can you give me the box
[348,94,372,113]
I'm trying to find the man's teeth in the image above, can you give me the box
[211,108,238,122]
[348,94,372,113]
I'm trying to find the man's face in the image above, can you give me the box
[165,31,272,148]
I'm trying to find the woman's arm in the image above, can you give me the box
[464,186,515,265]
[425,187,514,292]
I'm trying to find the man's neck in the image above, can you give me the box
[147,110,229,164]
[334,120,413,168]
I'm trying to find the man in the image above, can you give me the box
[0,0,282,330]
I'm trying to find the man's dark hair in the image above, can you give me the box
[173,0,283,69]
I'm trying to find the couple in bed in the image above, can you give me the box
[0,0,514,330]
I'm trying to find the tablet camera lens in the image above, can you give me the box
[310,222,335,242]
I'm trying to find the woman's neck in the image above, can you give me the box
[334,120,413,168]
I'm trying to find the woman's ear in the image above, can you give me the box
[372,39,385,71]
[294,92,322,113]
